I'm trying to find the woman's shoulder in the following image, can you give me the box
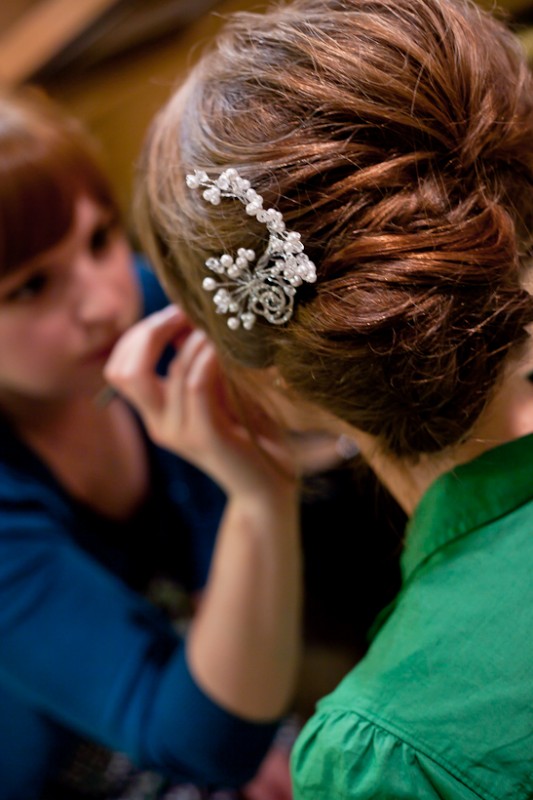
[292,706,485,800]
[291,563,533,800]
[0,419,60,511]
[292,708,486,800]
[0,415,99,550]
[0,447,76,547]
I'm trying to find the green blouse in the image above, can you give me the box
[292,434,533,800]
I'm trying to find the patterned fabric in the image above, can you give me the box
[47,741,241,799]
[48,711,301,800]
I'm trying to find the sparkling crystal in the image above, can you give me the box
[186,167,317,332]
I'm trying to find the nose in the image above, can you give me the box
[73,254,125,326]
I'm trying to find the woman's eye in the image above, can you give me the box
[90,222,115,255]
[7,273,48,302]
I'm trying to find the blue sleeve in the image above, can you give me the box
[0,483,277,787]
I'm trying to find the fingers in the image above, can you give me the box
[166,329,214,420]
[104,305,187,412]
[104,306,224,458]
[106,304,186,378]
[103,305,297,488]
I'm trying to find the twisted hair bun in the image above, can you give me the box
[140,0,533,457]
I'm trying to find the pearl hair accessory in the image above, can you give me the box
[185,168,317,330]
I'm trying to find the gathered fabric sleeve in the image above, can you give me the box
[291,709,487,800]
[0,493,277,788]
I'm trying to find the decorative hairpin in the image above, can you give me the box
[185,168,316,330]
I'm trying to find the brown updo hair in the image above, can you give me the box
[137,0,533,458]
[0,87,119,277]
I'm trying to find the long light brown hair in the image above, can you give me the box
[137,0,533,458]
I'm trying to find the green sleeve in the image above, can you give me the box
[291,709,487,800]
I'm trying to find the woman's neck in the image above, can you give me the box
[352,342,533,517]
[0,388,150,520]
[349,431,449,517]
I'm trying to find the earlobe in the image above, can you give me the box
[271,370,286,390]
[258,365,286,390]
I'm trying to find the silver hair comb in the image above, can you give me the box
[185,168,316,330]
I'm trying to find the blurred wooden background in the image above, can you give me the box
[1,0,532,219]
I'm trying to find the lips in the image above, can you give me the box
[82,336,120,363]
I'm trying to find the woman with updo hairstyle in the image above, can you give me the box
[107,0,533,797]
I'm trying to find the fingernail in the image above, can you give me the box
[158,304,182,319]
[187,329,208,346]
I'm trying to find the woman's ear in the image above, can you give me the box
[265,365,287,390]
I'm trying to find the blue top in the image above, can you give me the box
[0,258,277,799]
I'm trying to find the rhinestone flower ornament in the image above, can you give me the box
[185,168,317,330]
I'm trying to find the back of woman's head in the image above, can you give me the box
[138,0,533,458]
[0,87,118,277]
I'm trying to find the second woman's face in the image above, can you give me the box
[0,195,140,402]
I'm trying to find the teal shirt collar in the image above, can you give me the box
[402,433,533,582]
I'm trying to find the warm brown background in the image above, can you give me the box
[1,0,533,219]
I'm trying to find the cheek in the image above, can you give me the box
[268,390,351,438]
[250,381,334,433]
[269,395,319,431]
[234,366,347,435]
[0,317,70,386]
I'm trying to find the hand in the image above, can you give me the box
[104,305,298,499]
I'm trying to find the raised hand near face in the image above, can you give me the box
[104,304,298,501]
